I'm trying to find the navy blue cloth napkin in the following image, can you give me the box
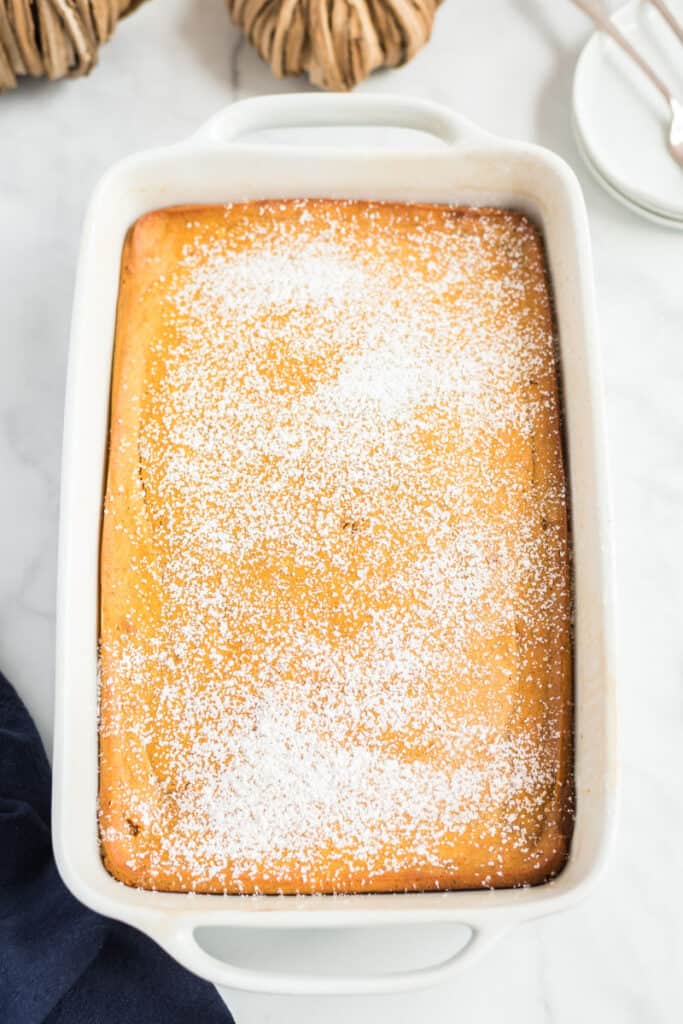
[0,671,233,1024]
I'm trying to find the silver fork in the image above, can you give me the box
[648,0,683,48]
[570,0,683,169]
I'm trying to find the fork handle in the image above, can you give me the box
[570,0,673,104]
[648,0,683,48]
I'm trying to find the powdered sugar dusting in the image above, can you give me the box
[99,200,572,894]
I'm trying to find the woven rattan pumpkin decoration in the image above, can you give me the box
[226,0,443,92]
[0,0,145,92]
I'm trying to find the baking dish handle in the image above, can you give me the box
[149,919,506,995]
[192,93,491,148]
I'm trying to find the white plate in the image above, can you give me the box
[574,114,683,227]
[574,0,683,221]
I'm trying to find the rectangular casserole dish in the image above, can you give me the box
[54,93,617,995]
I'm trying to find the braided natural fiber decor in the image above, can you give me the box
[226,0,443,91]
[0,0,145,92]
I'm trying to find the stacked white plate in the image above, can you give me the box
[573,0,683,227]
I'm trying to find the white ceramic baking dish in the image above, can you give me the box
[54,94,617,996]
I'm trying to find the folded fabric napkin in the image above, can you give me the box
[0,671,233,1024]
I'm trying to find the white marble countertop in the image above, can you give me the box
[1,1,682,1021]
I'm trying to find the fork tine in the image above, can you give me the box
[648,0,683,48]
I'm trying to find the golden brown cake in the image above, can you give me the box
[99,199,573,894]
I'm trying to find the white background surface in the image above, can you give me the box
[1,1,682,1021]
